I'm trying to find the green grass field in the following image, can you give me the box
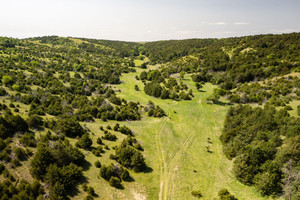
[70,67,278,200]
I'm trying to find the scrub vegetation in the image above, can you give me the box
[0,33,299,200]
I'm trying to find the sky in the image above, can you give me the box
[0,0,300,41]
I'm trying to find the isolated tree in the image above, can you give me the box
[218,189,238,200]
[195,82,202,90]
[77,134,92,149]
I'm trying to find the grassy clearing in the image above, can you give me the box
[288,100,300,117]
[134,59,145,67]
[71,67,277,200]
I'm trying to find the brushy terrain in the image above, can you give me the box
[0,33,299,200]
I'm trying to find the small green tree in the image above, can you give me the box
[77,134,92,150]
[195,82,202,91]
[2,75,13,86]
[218,189,238,200]
[95,160,101,168]
[134,85,139,91]
[191,190,202,198]
[109,176,121,188]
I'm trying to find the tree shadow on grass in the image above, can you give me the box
[80,159,92,171]
[123,175,135,182]
[214,101,232,106]
[68,173,88,198]
[114,184,125,190]
[142,166,153,173]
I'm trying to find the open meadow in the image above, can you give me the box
[72,67,277,200]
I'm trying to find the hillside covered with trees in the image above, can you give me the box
[0,33,299,200]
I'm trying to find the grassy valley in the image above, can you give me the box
[0,34,299,200]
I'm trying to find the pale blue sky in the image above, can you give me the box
[1,0,300,41]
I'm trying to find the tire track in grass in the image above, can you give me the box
[120,69,170,200]
[164,101,204,200]
[166,130,197,200]
[117,69,168,200]
[157,106,170,200]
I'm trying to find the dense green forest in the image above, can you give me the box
[0,33,299,200]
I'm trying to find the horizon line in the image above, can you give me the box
[1,31,299,43]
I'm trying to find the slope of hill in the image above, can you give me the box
[0,33,299,200]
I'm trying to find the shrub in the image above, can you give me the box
[102,132,117,141]
[191,190,202,198]
[14,147,27,160]
[56,117,85,138]
[76,134,92,150]
[109,176,121,188]
[96,137,103,145]
[87,186,95,196]
[0,87,8,96]
[95,160,101,168]
[19,132,36,147]
[218,189,238,200]
[27,114,43,128]
[92,146,103,157]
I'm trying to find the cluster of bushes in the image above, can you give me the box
[145,101,166,117]
[0,178,44,200]
[17,87,142,123]
[99,164,131,188]
[82,183,97,200]
[220,105,299,197]
[52,116,86,138]
[110,142,147,172]
[206,88,228,104]
[76,134,93,149]
[227,76,300,105]
[0,112,28,139]
[0,36,144,124]
[0,87,8,96]
[30,140,85,199]
[92,146,104,157]
[0,144,29,169]
[218,189,238,200]
[102,132,117,141]
[0,138,13,163]
[117,125,133,135]
[140,70,192,100]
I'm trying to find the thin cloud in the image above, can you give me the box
[234,22,248,25]
[208,22,227,25]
